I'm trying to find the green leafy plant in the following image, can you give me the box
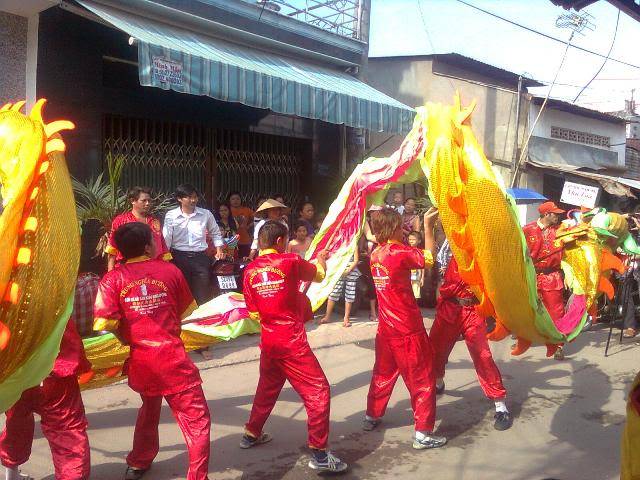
[72,153,128,229]
[72,153,173,256]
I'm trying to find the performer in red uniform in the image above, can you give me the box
[0,319,91,480]
[105,186,171,271]
[240,220,348,473]
[94,222,209,480]
[522,201,566,360]
[430,252,512,430]
[363,208,447,450]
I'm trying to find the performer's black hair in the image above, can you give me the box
[114,222,152,260]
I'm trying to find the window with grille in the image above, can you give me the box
[550,126,610,148]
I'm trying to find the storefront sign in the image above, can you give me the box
[152,57,184,87]
[560,181,600,208]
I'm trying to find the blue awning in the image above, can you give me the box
[78,1,416,134]
[506,188,547,204]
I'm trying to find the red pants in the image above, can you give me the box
[366,331,436,432]
[127,384,211,480]
[541,288,565,323]
[246,347,330,450]
[431,299,507,400]
[0,376,90,480]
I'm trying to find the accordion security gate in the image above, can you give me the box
[103,114,306,207]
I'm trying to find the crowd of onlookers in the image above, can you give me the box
[73,186,435,337]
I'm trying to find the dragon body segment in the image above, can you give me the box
[0,100,78,412]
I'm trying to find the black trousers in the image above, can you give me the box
[171,250,213,305]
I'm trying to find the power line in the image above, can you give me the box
[416,0,458,92]
[453,0,640,70]
[573,9,621,102]
[511,28,574,188]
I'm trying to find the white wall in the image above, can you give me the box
[529,103,626,168]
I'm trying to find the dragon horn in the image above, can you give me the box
[10,101,25,112]
[45,120,75,138]
[29,99,46,123]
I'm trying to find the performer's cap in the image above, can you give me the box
[538,201,565,215]
[256,199,290,214]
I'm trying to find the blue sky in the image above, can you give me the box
[369,0,640,112]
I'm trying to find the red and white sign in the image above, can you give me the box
[560,181,600,208]
[152,57,184,87]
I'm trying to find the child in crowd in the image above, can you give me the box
[0,319,91,480]
[363,207,447,450]
[319,249,361,328]
[94,222,210,480]
[407,231,424,300]
[287,221,312,257]
[240,221,348,473]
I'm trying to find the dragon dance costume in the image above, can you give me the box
[94,258,210,480]
[242,250,329,449]
[0,320,91,480]
[366,241,438,433]
[431,257,507,401]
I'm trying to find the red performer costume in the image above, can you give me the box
[430,257,507,401]
[366,240,437,432]
[106,211,171,264]
[242,250,328,449]
[522,202,566,323]
[0,319,92,480]
[240,219,348,473]
[94,255,209,480]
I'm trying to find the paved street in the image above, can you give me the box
[6,311,638,480]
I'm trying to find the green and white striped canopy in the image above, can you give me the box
[79,1,416,134]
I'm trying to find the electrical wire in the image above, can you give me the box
[453,0,640,71]
[510,30,574,188]
[573,9,621,102]
[416,0,461,93]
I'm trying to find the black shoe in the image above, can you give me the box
[124,467,147,480]
[494,411,512,431]
[435,380,445,395]
[239,432,272,449]
[362,417,381,431]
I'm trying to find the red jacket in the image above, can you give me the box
[438,257,475,301]
[51,319,91,378]
[243,250,321,358]
[522,220,564,291]
[94,258,199,396]
[371,241,433,337]
[106,211,171,263]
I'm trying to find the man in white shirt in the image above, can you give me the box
[163,184,224,305]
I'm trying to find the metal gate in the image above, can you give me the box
[103,115,208,197]
[214,128,304,208]
[103,115,306,208]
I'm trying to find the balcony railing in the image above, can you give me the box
[248,0,365,40]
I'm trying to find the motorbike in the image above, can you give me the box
[210,258,248,297]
